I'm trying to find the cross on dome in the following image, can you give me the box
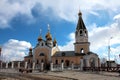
[48,24,50,32]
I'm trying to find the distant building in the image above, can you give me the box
[24,11,100,70]
[106,61,117,67]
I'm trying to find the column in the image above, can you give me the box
[41,62,44,71]
[50,63,53,71]
[61,63,64,71]
[95,59,98,67]
[18,62,20,68]
[71,63,74,70]
[6,62,8,69]
[25,62,28,69]
[11,62,14,69]
[86,59,90,67]
[80,59,83,70]
[32,62,35,70]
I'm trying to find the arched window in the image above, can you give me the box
[36,59,39,64]
[39,53,44,56]
[61,60,64,63]
[80,48,84,53]
[41,43,44,46]
[85,31,87,36]
[55,60,58,64]
[41,59,44,63]
[80,30,82,36]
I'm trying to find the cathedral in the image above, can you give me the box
[24,11,100,70]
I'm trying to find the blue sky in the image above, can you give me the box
[0,0,120,63]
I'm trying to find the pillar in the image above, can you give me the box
[95,59,98,67]
[32,62,35,70]
[50,63,53,71]
[25,62,28,69]
[71,63,74,70]
[61,63,64,71]
[41,62,44,71]
[18,62,20,68]
[6,62,8,69]
[11,62,14,69]
[86,59,90,67]
[80,59,83,70]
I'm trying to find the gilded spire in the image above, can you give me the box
[53,38,57,46]
[53,38,57,44]
[45,24,52,40]
[38,29,42,41]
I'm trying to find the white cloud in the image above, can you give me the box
[114,14,120,20]
[1,39,32,62]
[59,33,75,51]
[0,0,120,29]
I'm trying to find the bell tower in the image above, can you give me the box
[74,11,90,54]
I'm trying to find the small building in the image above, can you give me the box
[105,60,117,67]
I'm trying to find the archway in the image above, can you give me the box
[90,58,95,68]
[80,48,84,53]
[65,60,70,67]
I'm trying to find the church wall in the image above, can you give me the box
[34,47,50,64]
[52,56,83,65]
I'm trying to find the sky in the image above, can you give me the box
[0,0,120,63]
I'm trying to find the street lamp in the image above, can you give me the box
[108,37,112,67]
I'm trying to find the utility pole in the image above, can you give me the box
[108,37,112,67]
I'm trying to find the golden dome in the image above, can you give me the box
[45,32,52,40]
[38,36,42,41]
[29,47,32,51]
[53,38,57,44]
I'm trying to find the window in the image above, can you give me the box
[41,59,44,63]
[80,48,84,53]
[55,60,58,64]
[61,60,64,63]
[36,59,39,64]
[39,53,44,56]
[80,31,82,36]
[41,43,44,46]
[62,52,65,56]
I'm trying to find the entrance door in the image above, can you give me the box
[65,60,70,67]
[90,58,95,68]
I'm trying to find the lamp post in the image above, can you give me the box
[108,37,112,67]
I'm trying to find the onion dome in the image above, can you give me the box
[38,36,42,41]
[53,38,57,46]
[53,38,57,44]
[29,47,32,51]
[45,32,52,40]
[29,47,32,56]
